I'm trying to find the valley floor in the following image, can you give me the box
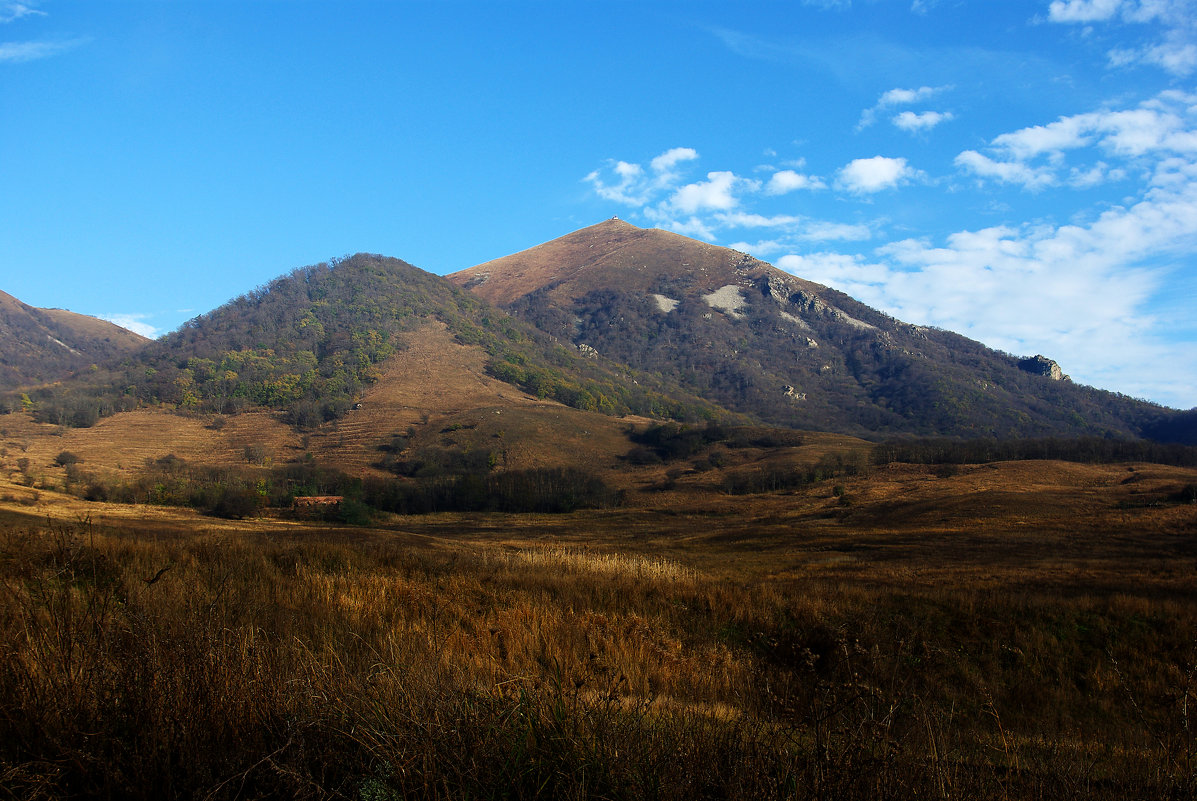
[1,458,1196,799]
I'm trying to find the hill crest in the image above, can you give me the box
[450,218,827,308]
[0,289,149,391]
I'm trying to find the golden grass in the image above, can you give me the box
[1,431,1196,798]
[2,505,1194,800]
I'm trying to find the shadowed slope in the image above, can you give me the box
[0,289,149,390]
[451,220,1184,441]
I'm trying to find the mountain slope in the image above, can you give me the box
[450,219,1182,440]
[0,290,149,390]
[7,253,720,428]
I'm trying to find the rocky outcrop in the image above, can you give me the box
[1018,355,1070,381]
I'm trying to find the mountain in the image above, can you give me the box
[450,219,1183,440]
[6,253,719,429]
[0,290,149,391]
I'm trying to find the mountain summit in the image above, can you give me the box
[452,218,824,307]
[451,220,1177,440]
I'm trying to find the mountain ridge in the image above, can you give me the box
[450,220,1187,440]
[1,223,1192,445]
[0,289,149,391]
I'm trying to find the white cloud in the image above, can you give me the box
[1069,161,1124,187]
[836,156,915,193]
[715,212,805,228]
[858,85,951,129]
[582,100,1197,406]
[1048,0,1197,77]
[100,314,160,339]
[1048,0,1124,22]
[0,37,83,62]
[765,169,825,194]
[651,147,698,172]
[0,2,44,24]
[956,150,1058,190]
[801,221,874,241]
[584,161,646,205]
[668,171,758,214]
[892,110,954,132]
[956,92,1197,190]
[1110,37,1197,75]
[879,86,940,106]
[777,155,1197,407]
[584,147,707,206]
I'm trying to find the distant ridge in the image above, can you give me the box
[0,289,148,391]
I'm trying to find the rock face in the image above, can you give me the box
[1018,355,1069,381]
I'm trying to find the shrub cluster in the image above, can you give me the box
[873,436,1197,467]
[68,455,620,518]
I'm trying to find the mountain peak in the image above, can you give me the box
[448,219,821,308]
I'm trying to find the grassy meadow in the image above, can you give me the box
[1,447,1196,800]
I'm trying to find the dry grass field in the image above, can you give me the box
[1,440,1195,799]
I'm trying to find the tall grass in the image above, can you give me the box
[1,518,1194,799]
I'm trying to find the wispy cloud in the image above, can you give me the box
[0,3,88,64]
[99,314,160,339]
[1048,0,1197,76]
[0,2,44,24]
[0,36,83,62]
[858,85,952,130]
[1047,0,1124,23]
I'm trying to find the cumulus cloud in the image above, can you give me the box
[892,110,954,132]
[956,91,1197,189]
[765,169,826,194]
[836,156,915,193]
[669,171,758,214]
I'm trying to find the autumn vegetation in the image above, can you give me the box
[2,428,1196,799]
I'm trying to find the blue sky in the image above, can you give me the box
[2,0,1195,409]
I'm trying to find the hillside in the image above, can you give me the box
[0,289,148,390]
[451,219,1185,441]
[3,253,720,429]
